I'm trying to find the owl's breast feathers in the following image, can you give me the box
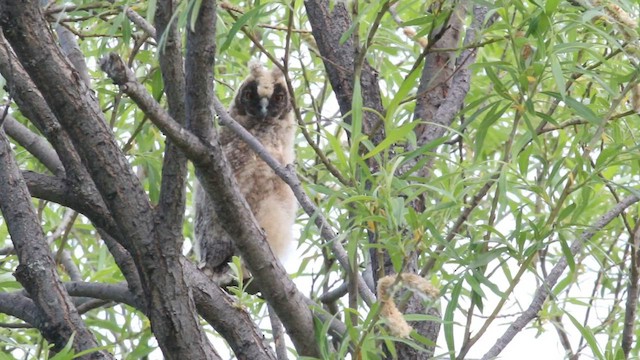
[221,115,295,210]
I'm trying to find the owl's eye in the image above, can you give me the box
[273,92,285,103]
[242,89,253,101]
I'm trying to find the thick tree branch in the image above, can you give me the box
[0,293,39,330]
[184,261,277,360]
[0,130,111,359]
[413,5,465,146]
[153,0,189,250]
[481,194,640,360]
[126,7,156,39]
[19,167,279,359]
[64,282,136,308]
[21,171,118,234]
[16,118,279,359]
[20,170,143,310]
[0,32,87,181]
[54,17,91,88]
[417,5,486,148]
[3,276,277,360]
[3,114,64,176]
[0,2,217,358]
[304,0,385,145]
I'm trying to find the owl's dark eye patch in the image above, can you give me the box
[272,85,287,103]
[241,82,258,102]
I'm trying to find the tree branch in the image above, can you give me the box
[153,0,189,251]
[304,0,385,145]
[0,32,86,180]
[0,2,217,358]
[0,293,39,329]
[184,261,278,360]
[481,194,640,360]
[0,129,111,359]
[21,165,278,359]
[64,282,136,308]
[3,114,64,176]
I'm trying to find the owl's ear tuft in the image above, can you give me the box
[248,59,265,77]
[271,66,284,80]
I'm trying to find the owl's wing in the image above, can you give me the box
[194,180,235,274]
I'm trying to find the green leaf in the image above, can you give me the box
[557,203,576,223]
[543,92,601,124]
[482,63,511,100]
[444,280,462,360]
[385,67,422,124]
[550,55,566,96]
[474,102,510,159]
[565,312,604,359]
[363,121,418,159]
[339,22,357,45]
[189,0,203,31]
[545,0,560,14]
[219,4,266,54]
[558,234,575,273]
[349,74,364,175]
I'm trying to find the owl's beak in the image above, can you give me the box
[259,97,269,118]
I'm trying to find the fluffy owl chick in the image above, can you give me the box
[194,61,297,276]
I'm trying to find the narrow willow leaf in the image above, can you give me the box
[565,312,604,359]
[385,67,422,123]
[474,102,509,159]
[219,4,266,53]
[544,92,600,124]
[557,203,576,223]
[558,234,575,273]
[324,130,349,169]
[550,55,566,98]
[189,0,203,31]
[444,280,462,360]
[363,122,417,159]
[483,63,511,99]
[349,75,364,174]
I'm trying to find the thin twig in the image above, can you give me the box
[481,194,640,360]
[268,304,288,360]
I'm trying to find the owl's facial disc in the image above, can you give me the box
[237,79,289,123]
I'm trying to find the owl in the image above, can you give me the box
[194,61,297,277]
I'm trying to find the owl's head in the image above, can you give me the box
[233,61,291,123]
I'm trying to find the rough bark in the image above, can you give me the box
[0,292,39,326]
[304,0,385,145]
[185,261,278,360]
[2,114,64,176]
[0,2,218,358]
[0,130,111,359]
[154,0,189,251]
